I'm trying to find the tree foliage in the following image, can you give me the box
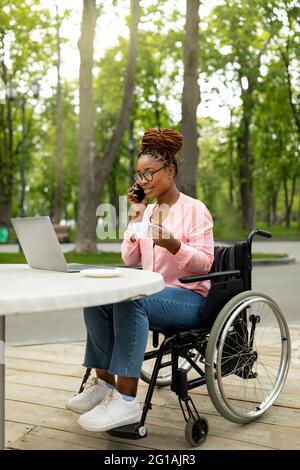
[1,0,300,240]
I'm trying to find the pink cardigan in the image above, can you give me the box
[121,192,214,297]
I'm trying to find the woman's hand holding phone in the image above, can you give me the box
[127,183,148,224]
[128,184,147,204]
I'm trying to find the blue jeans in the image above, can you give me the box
[83,286,206,379]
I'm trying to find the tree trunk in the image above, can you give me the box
[177,0,200,198]
[0,35,16,226]
[153,80,161,129]
[0,201,11,229]
[53,7,64,225]
[75,0,98,253]
[228,109,235,207]
[95,0,140,201]
[237,113,255,231]
[128,119,135,186]
[271,182,280,225]
[236,81,256,232]
[0,101,13,228]
[297,184,300,232]
[280,23,300,232]
[283,174,289,228]
[283,173,297,229]
[266,197,271,227]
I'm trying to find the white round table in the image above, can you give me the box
[0,264,165,449]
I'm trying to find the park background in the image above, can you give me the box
[0,0,300,255]
[0,0,299,344]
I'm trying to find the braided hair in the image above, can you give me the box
[138,128,183,176]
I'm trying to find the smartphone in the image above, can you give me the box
[133,184,146,202]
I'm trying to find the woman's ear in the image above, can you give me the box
[168,164,175,179]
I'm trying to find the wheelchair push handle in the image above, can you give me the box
[256,229,272,238]
[247,228,272,250]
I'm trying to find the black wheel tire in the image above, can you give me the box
[185,417,208,447]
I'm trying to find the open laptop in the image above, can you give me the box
[11,216,108,273]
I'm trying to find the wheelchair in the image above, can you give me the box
[78,228,291,447]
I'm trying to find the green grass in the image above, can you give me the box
[214,221,300,242]
[252,252,288,260]
[0,251,288,264]
[0,252,123,265]
[65,252,123,264]
[256,222,300,239]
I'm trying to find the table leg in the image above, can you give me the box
[0,315,5,450]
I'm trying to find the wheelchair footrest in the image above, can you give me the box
[107,422,147,440]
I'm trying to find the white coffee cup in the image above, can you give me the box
[131,221,152,239]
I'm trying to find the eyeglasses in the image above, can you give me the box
[133,165,167,183]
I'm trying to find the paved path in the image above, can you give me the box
[4,240,300,345]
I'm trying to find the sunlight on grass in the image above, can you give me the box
[0,252,123,265]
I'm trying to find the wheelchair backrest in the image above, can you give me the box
[211,243,250,277]
[200,242,251,327]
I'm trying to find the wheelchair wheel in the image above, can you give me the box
[205,291,290,424]
[185,417,208,447]
[141,331,201,387]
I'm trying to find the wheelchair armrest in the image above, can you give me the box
[178,270,241,283]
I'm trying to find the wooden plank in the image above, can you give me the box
[10,434,98,451]
[7,340,300,380]
[5,421,36,448]
[5,329,300,450]
[6,356,85,378]
[4,387,299,448]
[10,426,153,451]
[201,414,300,450]
[6,369,81,392]
[5,381,300,430]
[6,382,79,409]
[7,367,299,396]
[10,425,270,451]
[5,400,274,450]
[6,352,300,407]
[6,343,85,365]
[7,337,299,368]
[5,400,200,450]
[146,404,300,450]
[7,396,292,449]
[7,366,298,410]
[5,395,299,450]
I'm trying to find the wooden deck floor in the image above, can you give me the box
[5,325,300,450]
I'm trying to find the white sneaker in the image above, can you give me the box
[65,377,112,414]
[77,388,142,432]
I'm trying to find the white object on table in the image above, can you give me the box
[80,268,123,278]
[0,264,164,449]
[131,221,152,239]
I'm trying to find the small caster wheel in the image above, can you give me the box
[185,417,208,446]
[138,426,147,438]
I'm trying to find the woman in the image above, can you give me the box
[66,128,214,432]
